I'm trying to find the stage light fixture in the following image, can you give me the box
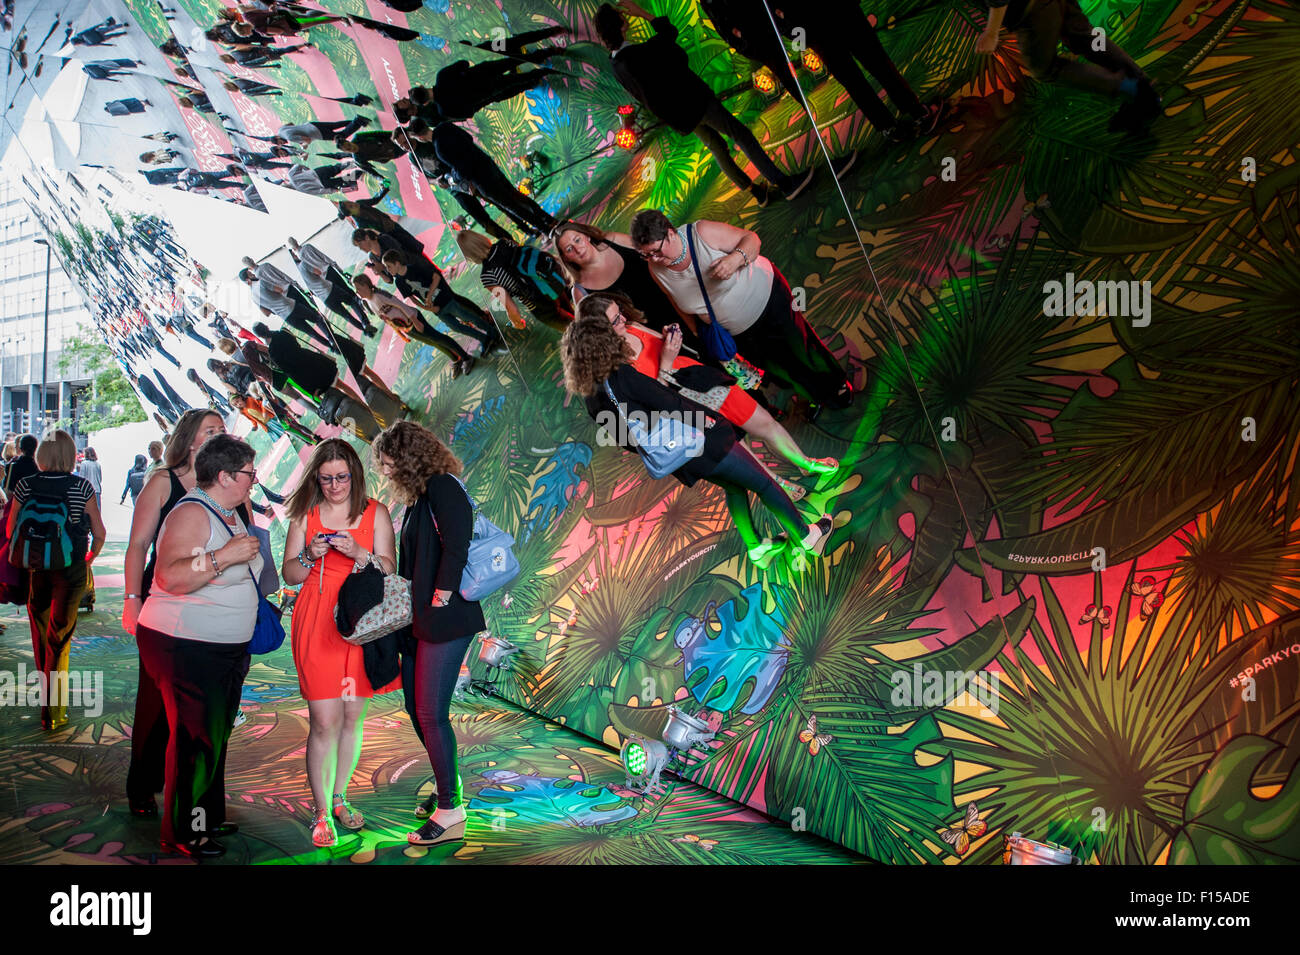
[518,177,535,196]
[662,706,715,750]
[752,68,778,96]
[621,736,668,794]
[478,632,519,669]
[615,104,638,150]
[801,49,825,75]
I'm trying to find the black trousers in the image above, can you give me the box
[284,294,333,351]
[807,11,923,130]
[733,269,849,407]
[126,652,168,804]
[324,268,371,331]
[449,189,513,241]
[27,561,88,725]
[439,139,556,234]
[136,625,249,845]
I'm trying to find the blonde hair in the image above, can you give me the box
[455,231,494,265]
[217,337,239,355]
[35,430,77,473]
[2,442,14,462]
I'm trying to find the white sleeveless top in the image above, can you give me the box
[647,223,774,335]
[137,491,263,645]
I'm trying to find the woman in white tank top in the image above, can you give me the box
[135,435,264,860]
[630,210,854,411]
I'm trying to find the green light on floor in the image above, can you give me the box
[626,742,646,775]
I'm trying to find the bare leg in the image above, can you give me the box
[334,697,369,799]
[739,404,837,473]
[306,698,343,811]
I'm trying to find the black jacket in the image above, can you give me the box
[610,17,715,134]
[266,329,337,397]
[583,364,735,487]
[335,563,405,688]
[398,472,485,643]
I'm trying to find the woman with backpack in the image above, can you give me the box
[6,430,106,731]
[372,421,483,847]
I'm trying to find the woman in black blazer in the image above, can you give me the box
[374,421,483,846]
[561,314,832,567]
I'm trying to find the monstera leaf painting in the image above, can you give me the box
[675,582,792,715]
[468,770,638,828]
[1167,736,1300,865]
[522,440,592,541]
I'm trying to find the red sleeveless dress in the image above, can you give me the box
[291,499,402,701]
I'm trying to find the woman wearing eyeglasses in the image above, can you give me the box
[629,209,853,413]
[281,438,399,847]
[553,221,701,353]
[135,435,263,860]
[578,293,837,491]
[561,314,833,568]
[284,439,400,841]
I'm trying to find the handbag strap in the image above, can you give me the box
[685,224,718,328]
[423,473,478,540]
[187,497,260,592]
[602,378,646,455]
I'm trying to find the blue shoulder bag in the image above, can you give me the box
[427,476,520,601]
[601,379,706,480]
[192,499,285,655]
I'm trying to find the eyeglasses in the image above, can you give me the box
[318,473,353,485]
[638,236,670,261]
[234,469,257,482]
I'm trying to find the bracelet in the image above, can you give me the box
[125,594,141,600]
[208,550,223,577]
[732,247,750,267]
[353,550,373,572]
[296,549,316,569]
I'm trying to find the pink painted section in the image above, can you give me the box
[370,325,407,382]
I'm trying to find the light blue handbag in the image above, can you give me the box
[602,380,706,480]
[428,476,520,601]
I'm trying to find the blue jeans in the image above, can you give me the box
[411,636,473,810]
[708,444,805,547]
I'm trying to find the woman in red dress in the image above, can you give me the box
[578,293,837,484]
[281,439,399,848]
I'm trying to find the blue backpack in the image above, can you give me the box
[9,476,78,571]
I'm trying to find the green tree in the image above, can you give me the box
[56,326,145,434]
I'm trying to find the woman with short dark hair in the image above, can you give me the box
[373,421,483,845]
[136,434,263,859]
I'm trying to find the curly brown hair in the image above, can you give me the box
[372,421,463,506]
[285,438,368,523]
[560,312,633,397]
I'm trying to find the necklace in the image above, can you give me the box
[666,227,689,268]
[194,485,235,519]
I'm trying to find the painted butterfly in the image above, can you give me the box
[799,715,833,755]
[940,802,988,856]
